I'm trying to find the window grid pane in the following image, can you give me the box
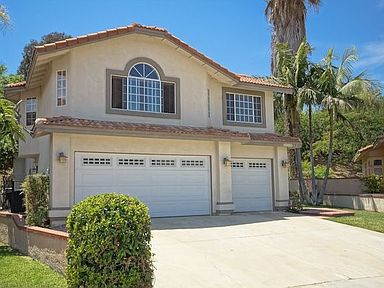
[226,93,262,124]
[128,77,161,113]
[57,70,67,106]
[25,97,37,126]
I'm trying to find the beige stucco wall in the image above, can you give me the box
[49,133,289,219]
[34,33,275,133]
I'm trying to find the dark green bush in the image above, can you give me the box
[66,193,153,288]
[21,174,49,226]
[362,175,384,194]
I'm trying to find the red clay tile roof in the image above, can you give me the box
[237,74,289,90]
[5,81,26,89]
[33,116,300,146]
[249,132,301,144]
[29,23,290,91]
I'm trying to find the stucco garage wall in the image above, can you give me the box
[49,133,290,219]
[231,143,289,209]
[50,133,218,218]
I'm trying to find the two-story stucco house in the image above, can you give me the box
[5,24,299,224]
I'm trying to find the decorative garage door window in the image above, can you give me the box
[249,162,267,169]
[82,157,112,166]
[150,159,176,167]
[118,158,145,166]
[181,159,205,167]
[231,161,244,168]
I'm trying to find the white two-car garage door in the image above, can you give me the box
[232,159,273,212]
[75,153,211,217]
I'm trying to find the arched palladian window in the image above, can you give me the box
[128,63,161,112]
[110,60,176,115]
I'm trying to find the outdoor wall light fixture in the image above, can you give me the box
[223,157,233,167]
[58,152,68,163]
[281,160,288,168]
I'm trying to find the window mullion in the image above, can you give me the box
[233,95,237,122]
[126,76,129,110]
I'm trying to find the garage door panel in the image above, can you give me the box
[234,197,271,212]
[75,153,211,217]
[232,174,269,185]
[76,172,116,186]
[232,159,272,212]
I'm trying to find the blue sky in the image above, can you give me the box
[1,0,384,85]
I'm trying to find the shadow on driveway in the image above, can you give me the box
[151,211,302,230]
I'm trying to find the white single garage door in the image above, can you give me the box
[232,159,273,212]
[75,153,211,217]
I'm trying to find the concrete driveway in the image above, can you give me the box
[151,212,384,288]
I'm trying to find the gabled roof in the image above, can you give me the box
[353,136,384,162]
[5,23,291,94]
[32,116,301,147]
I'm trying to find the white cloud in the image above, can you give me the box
[355,40,384,71]
[378,0,384,8]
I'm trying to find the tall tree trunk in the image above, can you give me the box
[319,110,334,204]
[285,97,298,179]
[290,104,308,202]
[308,104,317,203]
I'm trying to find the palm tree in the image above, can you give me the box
[265,0,321,181]
[0,4,9,29]
[265,0,321,75]
[316,48,375,203]
[297,65,322,202]
[276,41,315,201]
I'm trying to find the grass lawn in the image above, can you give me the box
[0,243,67,288]
[327,209,384,233]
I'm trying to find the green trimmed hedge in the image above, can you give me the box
[21,174,49,226]
[66,193,153,288]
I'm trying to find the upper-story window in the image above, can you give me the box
[110,62,176,115]
[222,88,265,128]
[26,97,37,126]
[56,70,67,106]
[226,93,262,124]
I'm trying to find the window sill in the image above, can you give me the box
[223,120,266,128]
[106,108,180,119]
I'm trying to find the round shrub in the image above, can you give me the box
[66,193,153,288]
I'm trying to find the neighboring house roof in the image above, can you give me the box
[5,81,26,88]
[32,116,301,147]
[4,23,291,94]
[353,136,384,162]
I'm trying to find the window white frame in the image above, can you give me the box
[127,62,162,113]
[25,97,37,126]
[226,92,263,124]
[56,70,67,106]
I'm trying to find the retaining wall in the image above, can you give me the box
[289,178,364,195]
[323,194,384,212]
[0,211,68,274]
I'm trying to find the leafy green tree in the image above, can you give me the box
[18,32,72,78]
[0,65,24,173]
[316,48,377,203]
